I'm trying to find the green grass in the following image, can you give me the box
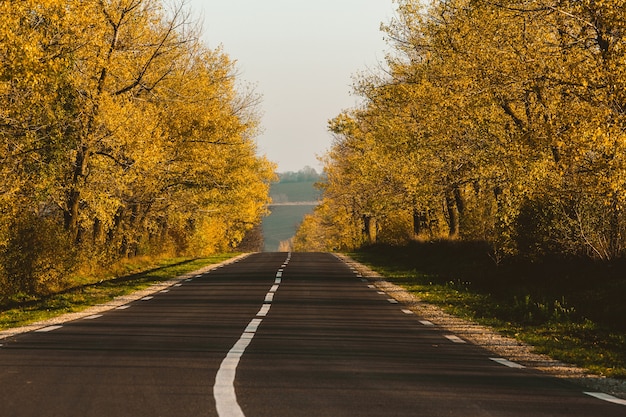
[350,242,626,379]
[270,181,321,203]
[0,254,238,331]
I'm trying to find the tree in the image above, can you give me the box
[305,0,626,259]
[0,0,275,295]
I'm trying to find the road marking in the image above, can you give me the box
[36,325,63,332]
[274,278,282,284]
[584,392,626,406]
[256,304,271,317]
[214,333,254,417]
[445,335,466,343]
[195,274,203,278]
[402,309,414,314]
[185,279,193,282]
[367,284,375,289]
[377,291,386,295]
[264,293,274,303]
[356,274,362,278]
[174,283,182,287]
[419,320,435,326]
[270,285,279,293]
[360,279,367,282]
[116,305,130,310]
[387,299,399,304]
[244,318,263,333]
[84,315,103,320]
[141,296,153,301]
[276,271,282,278]
[489,357,525,369]
[160,290,170,293]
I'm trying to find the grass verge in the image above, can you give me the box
[349,242,626,379]
[0,253,239,331]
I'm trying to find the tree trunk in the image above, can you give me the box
[363,215,377,244]
[446,191,460,238]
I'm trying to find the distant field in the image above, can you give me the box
[262,205,317,251]
[263,177,321,251]
[270,181,321,203]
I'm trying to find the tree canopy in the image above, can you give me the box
[0,0,275,296]
[296,0,626,261]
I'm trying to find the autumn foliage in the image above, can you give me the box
[0,0,275,296]
[296,0,626,260]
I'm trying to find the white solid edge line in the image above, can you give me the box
[489,357,525,369]
[584,392,626,406]
[35,325,63,332]
[445,335,467,343]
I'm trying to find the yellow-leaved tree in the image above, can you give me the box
[299,0,626,261]
[0,0,275,296]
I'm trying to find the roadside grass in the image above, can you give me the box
[349,241,626,379]
[0,253,239,330]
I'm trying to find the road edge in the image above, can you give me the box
[0,253,251,341]
[336,253,626,400]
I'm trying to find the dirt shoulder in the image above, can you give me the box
[337,253,626,400]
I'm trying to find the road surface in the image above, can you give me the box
[0,252,623,416]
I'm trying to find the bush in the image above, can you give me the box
[1,213,78,297]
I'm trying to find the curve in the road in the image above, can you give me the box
[213,252,291,417]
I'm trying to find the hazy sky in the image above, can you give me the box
[188,0,395,173]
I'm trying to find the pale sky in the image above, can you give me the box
[188,0,395,173]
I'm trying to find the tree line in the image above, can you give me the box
[295,0,626,260]
[0,0,275,296]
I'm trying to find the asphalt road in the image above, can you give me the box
[0,252,624,416]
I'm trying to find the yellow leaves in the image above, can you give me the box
[0,0,273,263]
[312,0,626,257]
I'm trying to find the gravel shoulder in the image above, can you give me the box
[337,253,626,400]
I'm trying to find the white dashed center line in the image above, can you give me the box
[214,252,290,417]
[257,304,271,317]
